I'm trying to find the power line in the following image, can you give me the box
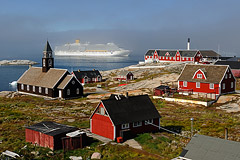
[145,121,190,139]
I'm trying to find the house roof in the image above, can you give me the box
[200,50,220,58]
[215,61,240,70]
[43,41,52,52]
[17,67,68,88]
[26,121,78,136]
[155,85,170,90]
[72,70,101,79]
[180,134,240,160]
[57,75,73,89]
[178,64,228,83]
[118,70,132,76]
[98,94,161,125]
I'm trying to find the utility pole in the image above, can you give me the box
[190,118,194,137]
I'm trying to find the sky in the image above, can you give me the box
[0,0,240,60]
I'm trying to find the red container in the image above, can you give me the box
[117,137,123,143]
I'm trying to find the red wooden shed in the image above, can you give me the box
[25,121,78,150]
[90,94,161,141]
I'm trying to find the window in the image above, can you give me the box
[21,84,24,90]
[72,80,75,85]
[196,82,200,88]
[231,82,233,88]
[145,119,153,125]
[133,121,142,127]
[186,57,188,60]
[197,74,202,78]
[229,74,231,78]
[67,89,70,95]
[121,123,129,129]
[45,88,48,94]
[182,57,184,60]
[177,57,179,60]
[33,86,35,92]
[39,87,42,93]
[222,83,225,90]
[225,74,227,79]
[210,83,214,89]
[27,85,29,91]
[100,107,105,115]
[76,88,79,94]
[183,81,187,87]
[166,57,168,60]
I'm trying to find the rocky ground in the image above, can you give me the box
[0,60,38,65]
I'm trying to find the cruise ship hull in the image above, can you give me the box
[54,50,130,57]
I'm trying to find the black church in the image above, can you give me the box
[17,41,83,99]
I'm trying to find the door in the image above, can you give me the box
[59,90,62,98]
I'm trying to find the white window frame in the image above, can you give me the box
[27,85,29,91]
[222,83,225,90]
[196,82,200,88]
[45,88,48,94]
[67,89,70,95]
[145,119,153,125]
[21,84,24,90]
[210,83,214,89]
[197,74,202,78]
[100,107,105,115]
[133,121,142,127]
[76,88,79,94]
[183,81,187,87]
[231,82,233,88]
[121,123,129,129]
[33,86,35,92]
[39,87,42,93]
[229,74,231,78]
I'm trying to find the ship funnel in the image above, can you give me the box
[187,38,190,50]
[75,39,80,44]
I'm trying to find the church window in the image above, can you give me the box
[72,80,75,85]
[76,88,79,94]
[67,89,70,95]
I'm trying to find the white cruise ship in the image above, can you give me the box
[54,40,130,57]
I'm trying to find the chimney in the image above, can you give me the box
[225,128,228,140]
[187,38,190,50]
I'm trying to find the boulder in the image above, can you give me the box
[91,152,101,159]
[69,156,83,160]
[217,96,237,104]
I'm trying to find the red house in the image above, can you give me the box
[178,64,236,95]
[115,70,134,81]
[72,70,102,84]
[25,121,78,150]
[145,49,205,63]
[89,94,161,141]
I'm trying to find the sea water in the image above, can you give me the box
[0,56,140,91]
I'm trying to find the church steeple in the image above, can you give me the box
[42,41,54,72]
